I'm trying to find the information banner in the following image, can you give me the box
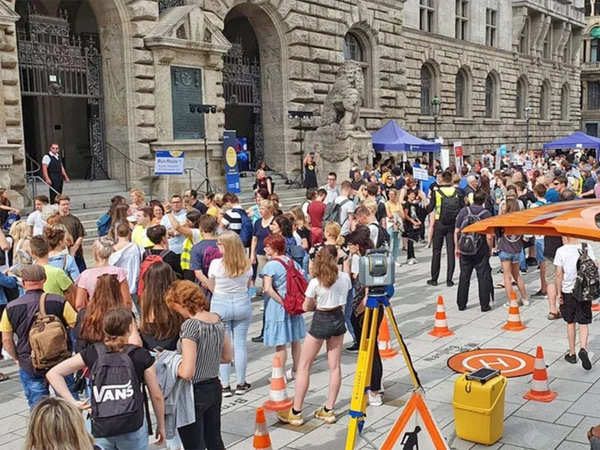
[154,150,185,175]
[413,167,429,181]
[223,130,241,194]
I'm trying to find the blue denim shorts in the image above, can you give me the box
[498,251,520,264]
[535,239,545,263]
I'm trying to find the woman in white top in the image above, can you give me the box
[207,230,253,397]
[277,245,351,427]
[109,223,143,297]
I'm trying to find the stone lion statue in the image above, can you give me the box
[320,61,365,134]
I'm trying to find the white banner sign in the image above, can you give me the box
[154,150,185,175]
[413,167,429,181]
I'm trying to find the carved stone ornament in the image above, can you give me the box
[319,60,366,139]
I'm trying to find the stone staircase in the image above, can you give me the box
[29,173,308,245]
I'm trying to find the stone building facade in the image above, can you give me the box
[581,0,600,136]
[0,0,587,201]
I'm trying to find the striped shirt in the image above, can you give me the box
[221,205,243,234]
[177,317,224,383]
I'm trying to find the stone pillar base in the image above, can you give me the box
[305,126,373,186]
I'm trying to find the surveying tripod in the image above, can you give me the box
[345,289,423,450]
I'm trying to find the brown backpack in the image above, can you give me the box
[29,293,71,370]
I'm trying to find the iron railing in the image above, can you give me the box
[25,154,60,202]
[106,143,155,200]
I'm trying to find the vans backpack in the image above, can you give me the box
[321,199,350,230]
[573,243,600,303]
[89,343,144,438]
[29,293,71,371]
[438,189,461,226]
[233,208,253,247]
[457,207,487,256]
[137,249,170,297]
[96,214,111,238]
[274,257,308,316]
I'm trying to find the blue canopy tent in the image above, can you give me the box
[371,120,441,152]
[542,131,600,160]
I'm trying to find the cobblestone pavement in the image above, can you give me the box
[1,242,600,450]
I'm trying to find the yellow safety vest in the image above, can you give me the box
[434,186,458,221]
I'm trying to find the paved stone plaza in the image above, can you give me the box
[1,242,600,450]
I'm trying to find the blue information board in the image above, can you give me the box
[223,130,240,193]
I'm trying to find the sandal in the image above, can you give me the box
[0,373,9,382]
[547,312,562,320]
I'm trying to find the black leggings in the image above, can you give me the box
[351,306,384,392]
[178,378,224,450]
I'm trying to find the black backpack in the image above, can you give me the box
[90,344,144,438]
[573,243,600,303]
[370,222,390,249]
[457,207,487,256]
[438,188,461,226]
[322,199,350,230]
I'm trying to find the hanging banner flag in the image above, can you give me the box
[155,150,185,175]
[453,142,463,158]
[223,130,241,194]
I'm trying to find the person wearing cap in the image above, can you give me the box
[580,165,596,198]
[0,264,78,408]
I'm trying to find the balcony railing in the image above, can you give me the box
[513,0,585,25]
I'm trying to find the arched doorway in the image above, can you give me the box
[16,0,107,180]
[222,4,287,172]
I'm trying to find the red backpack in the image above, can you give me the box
[137,249,170,297]
[273,258,308,316]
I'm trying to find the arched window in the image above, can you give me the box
[540,81,550,120]
[421,65,434,115]
[485,73,498,118]
[455,71,465,117]
[516,77,528,119]
[343,31,372,107]
[561,84,570,120]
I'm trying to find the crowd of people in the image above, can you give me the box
[0,146,598,449]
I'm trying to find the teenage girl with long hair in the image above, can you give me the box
[24,397,97,450]
[207,231,253,396]
[74,274,142,352]
[45,226,80,280]
[47,307,166,449]
[278,245,351,426]
[139,261,182,351]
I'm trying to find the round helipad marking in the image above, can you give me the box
[447,348,536,378]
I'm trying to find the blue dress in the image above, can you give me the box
[260,257,306,347]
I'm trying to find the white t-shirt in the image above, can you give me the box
[208,258,252,295]
[350,254,360,275]
[41,153,59,165]
[368,222,379,247]
[334,196,355,236]
[305,271,351,309]
[554,243,597,294]
[27,210,46,236]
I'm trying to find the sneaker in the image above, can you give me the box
[368,392,383,407]
[407,258,418,265]
[427,279,438,287]
[260,305,264,311]
[579,348,592,371]
[446,280,455,287]
[249,286,257,298]
[395,261,403,267]
[222,386,233,398]
[235,383,251,395]
[520,297,530,306]
[564,352,577,364]
[346,343,359,353]
[531,290,548,299]
[520,268,527,274]
[251,335,264,343]
[314,407,337,424]
[277,408,304,426]
[285,369,297,381]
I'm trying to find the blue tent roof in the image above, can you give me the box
[543,132,600,151]
[371,120,441,153]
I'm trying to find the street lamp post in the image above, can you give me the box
[189,103,217,193]
[525,106,532,153]
[431,96,442,168]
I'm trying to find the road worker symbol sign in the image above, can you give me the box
[447,348,535,378]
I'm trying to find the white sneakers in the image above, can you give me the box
[368,392,383,406]
[407,259,418,265]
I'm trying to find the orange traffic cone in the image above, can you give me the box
[378,315,399,359]
[502,291,526,331]
[263,356,294,412]
[253,407,273,450]
[523,346,557,402]
[428,296,454,337]
[593,302,600,312]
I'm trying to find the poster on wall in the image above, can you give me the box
[223,130,241,194]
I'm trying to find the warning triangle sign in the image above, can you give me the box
[381,391,450,450]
